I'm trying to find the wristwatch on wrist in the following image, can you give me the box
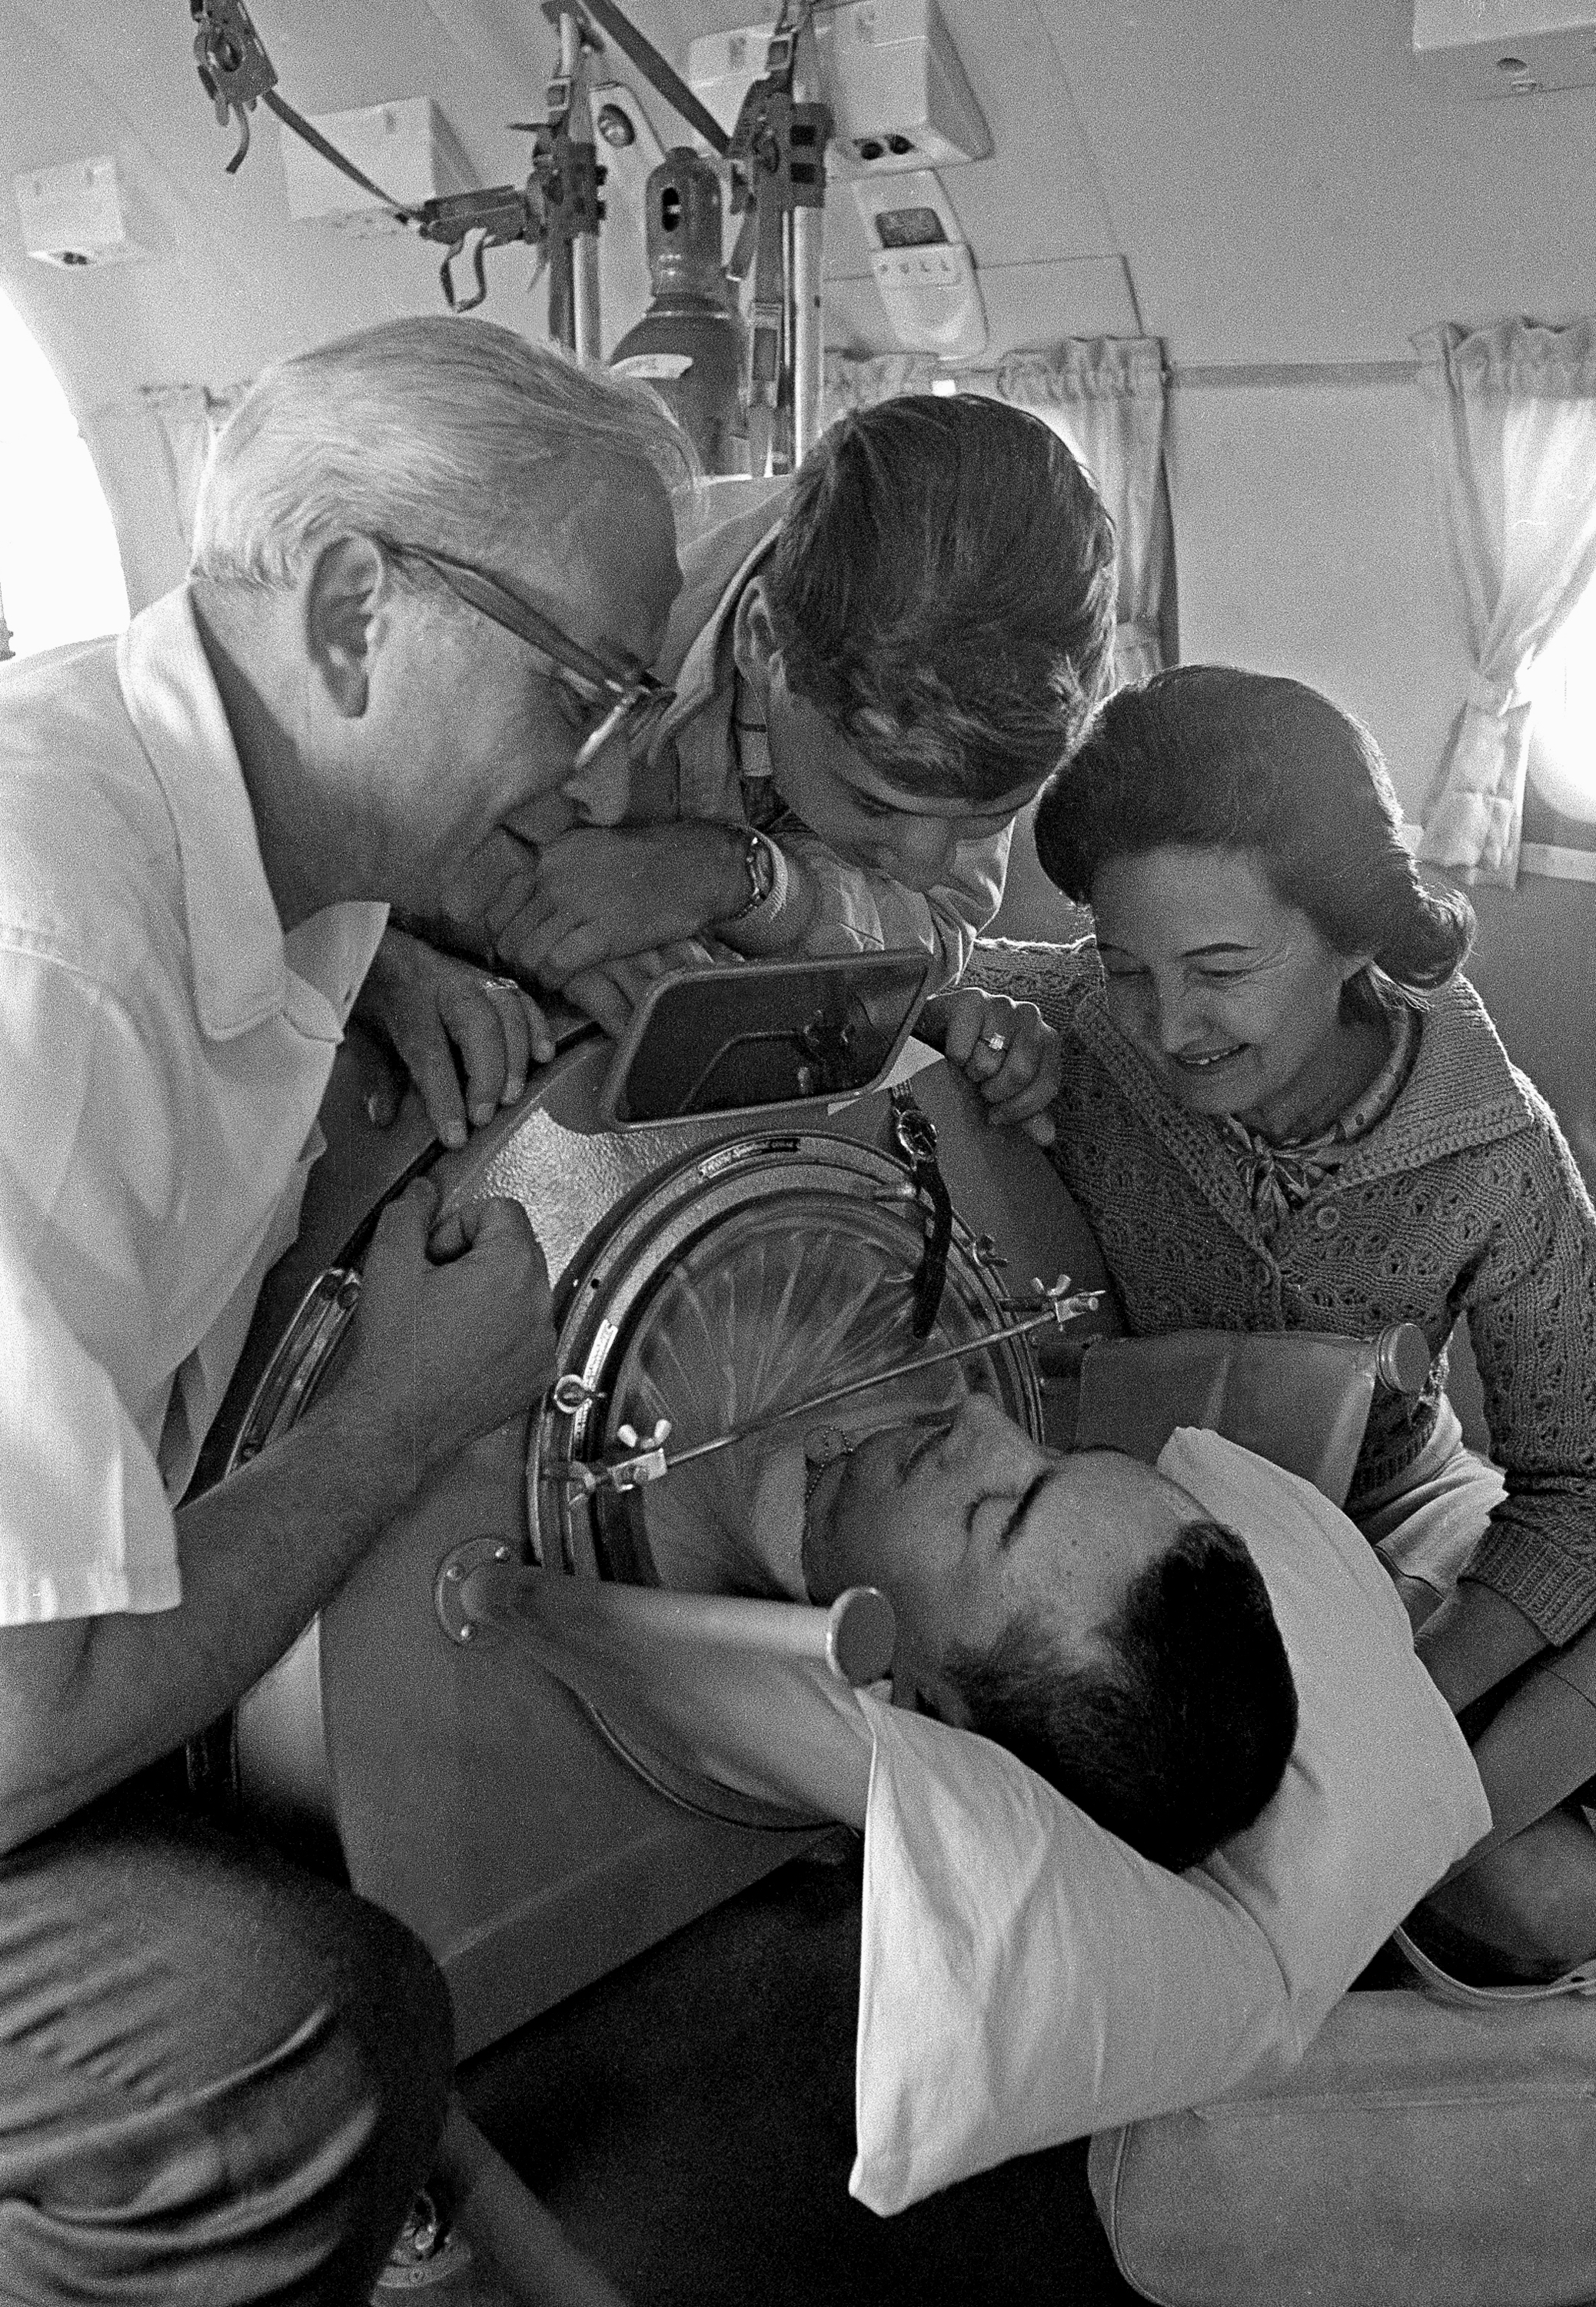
[728,827,783,921]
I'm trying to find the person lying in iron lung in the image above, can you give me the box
[632,1367,1298,1875]
[350,391,1119,1139]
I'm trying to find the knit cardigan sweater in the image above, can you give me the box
[968,940,1596,1647]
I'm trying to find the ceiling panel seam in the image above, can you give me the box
[1020,0,1142,331]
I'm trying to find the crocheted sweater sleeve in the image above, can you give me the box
[1455,1082,1596,1643]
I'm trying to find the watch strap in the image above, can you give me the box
[728,827,786,922]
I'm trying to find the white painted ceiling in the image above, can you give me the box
[1,0,1593,418]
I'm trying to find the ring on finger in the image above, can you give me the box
[979,1030,1009,1055]
[478,974,521,996]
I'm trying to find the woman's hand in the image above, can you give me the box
[494,824,750,987]
[919,989,1062,1145]
[350,926,556,1148]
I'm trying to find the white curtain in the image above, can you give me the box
[80,382,248,614]
[88,345,1175,658]
[823,337,1172,687]
[1415,318,1596,887]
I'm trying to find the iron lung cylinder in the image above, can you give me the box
[201,1024,1109,2060]
[610,148,746,475]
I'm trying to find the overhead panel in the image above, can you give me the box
[15,156,158,268]
[813,0,992,175]
[825,254,1138,355]
[852,167,986,357]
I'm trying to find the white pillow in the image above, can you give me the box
[510,1426,1489,2215]
[848,1427,1490,2213]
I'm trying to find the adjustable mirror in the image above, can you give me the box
[598,949,934,1127]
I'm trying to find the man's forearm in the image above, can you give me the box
[733,829,1002,990]
[0,1390,423,1853]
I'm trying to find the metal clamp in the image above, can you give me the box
[1006,1274,1106,1330]
[889,1086,953,1337]
[190,0,278,170]
[542,1270,1104,1503]
[546,1417,673,1500]
[526,120,606,344]
[725,8,832,474]
[420,185,540,311]
[550,1373,607,1417]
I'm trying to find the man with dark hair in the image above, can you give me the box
[464,394,1118,1023]
[651,1388,1298,1873]
[797,1393,1297,1871]
[938,1513,1298,1873]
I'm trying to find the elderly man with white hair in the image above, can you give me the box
[0,315,690,2304]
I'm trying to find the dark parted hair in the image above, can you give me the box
[943,1518,1298,1873]
[1034,666,1475,1020]
[763,394,1118,807]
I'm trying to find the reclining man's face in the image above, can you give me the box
[801,1393,1187,1717]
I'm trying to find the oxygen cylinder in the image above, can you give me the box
[610,148,746,475]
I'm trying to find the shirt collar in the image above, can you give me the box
[118,588,291,1040]
[116,588,386,1045]
[653,521,782,767]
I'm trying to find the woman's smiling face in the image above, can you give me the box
[1089,844,1372,1139]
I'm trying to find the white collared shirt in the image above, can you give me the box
[0,588,386,1623]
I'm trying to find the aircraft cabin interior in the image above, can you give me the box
[2,2,1595,2302]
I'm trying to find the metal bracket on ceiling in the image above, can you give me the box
[190,0,278,171]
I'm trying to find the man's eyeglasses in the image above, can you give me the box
[378,540,675,771]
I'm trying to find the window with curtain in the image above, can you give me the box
[1415,317,1596,887]
[1520,572,1596,881]
[823,337,1172,688]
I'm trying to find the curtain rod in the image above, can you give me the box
[826,351,1424,391]
[1169,359,1421,388]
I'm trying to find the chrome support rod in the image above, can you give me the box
[665,1291,1099,1469]
[437,1543,898,1687]
[545,1278,1104,1499]
[789,10,826,468]
[561,12,603,362]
